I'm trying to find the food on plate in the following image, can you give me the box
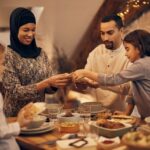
[122,131,150,149]
[102,140,114,144]
[63,111,74,117]
[96,119,125,129]
[97,112,112,119]
[59,122,79,133]
[111,115,136,124]
[98,136,120,149]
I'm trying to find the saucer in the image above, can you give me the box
[21,122,53,132]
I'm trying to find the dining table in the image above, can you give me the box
[7,116,144,150]
[7,117,65,150]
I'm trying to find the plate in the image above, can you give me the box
[79,102,106,114]
[21,122,52,132]
[21,122,55,135]
[90,122,132,138]
[111,115,137,124]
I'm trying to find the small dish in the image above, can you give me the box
[98,136,120,150]
[57,113,81,123]
[145,116,150,125]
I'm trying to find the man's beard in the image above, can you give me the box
[104,41,114,50]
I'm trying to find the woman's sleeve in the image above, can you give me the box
[2,53,40,100]
[0,122,20,139]
[42,51,58,94]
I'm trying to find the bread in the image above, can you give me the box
[24,102,46,119]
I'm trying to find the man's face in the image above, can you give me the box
[100,20,123,50]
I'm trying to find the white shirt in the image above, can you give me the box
[85,44,130,111]
[0,93,20,150]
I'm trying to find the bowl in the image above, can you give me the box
[79,102,106,114]
[98,136,120,150]
[57,112,81,123]
[57,112,81,133]
[122,131,150,150]
[27,115,46,129]
[145,116,150,125]
[90,121,132,138]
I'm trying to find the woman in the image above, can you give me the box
[0,43,34,150]
[73,29,150,119]
[2,7,71,117]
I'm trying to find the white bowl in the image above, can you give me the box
[57,113,81,123]
[27,115,46,129]
[145,116,150,125]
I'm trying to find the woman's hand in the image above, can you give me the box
[72,69,86,81]
[17,103,34,128]
[47,73,72,88]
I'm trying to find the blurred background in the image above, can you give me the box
[0,0,150,72]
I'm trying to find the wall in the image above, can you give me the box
[0,0,104,59]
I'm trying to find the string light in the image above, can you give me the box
[117,0,150,20]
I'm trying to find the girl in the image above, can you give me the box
[73,29,150,119]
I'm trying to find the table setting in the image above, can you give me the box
[7,101,150,150]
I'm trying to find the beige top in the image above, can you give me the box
[85,44,130,111]
[2,48,55,117]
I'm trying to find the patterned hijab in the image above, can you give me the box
[8,7,41,58]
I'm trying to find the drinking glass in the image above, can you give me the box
[46,104,63,125]
[79,105,91,123]
[78,106,91,137]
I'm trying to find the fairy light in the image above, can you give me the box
[118,0,150,20]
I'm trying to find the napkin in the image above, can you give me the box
[56,137,97,150]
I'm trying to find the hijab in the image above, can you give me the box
[8,7,41,58]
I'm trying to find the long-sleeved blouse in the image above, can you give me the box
[2,48,55,117]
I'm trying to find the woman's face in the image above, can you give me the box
[124,42,141,63]
[18,23,36,45]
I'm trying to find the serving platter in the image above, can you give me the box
[90,121,132,138]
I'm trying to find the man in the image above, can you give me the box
[84,14,130,111]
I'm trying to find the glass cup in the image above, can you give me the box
[46,103,63,125]
[79,105,91,123]
[78,106,91,137]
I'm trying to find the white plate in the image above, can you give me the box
[21,122,54,132]
[21,126,55,135]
